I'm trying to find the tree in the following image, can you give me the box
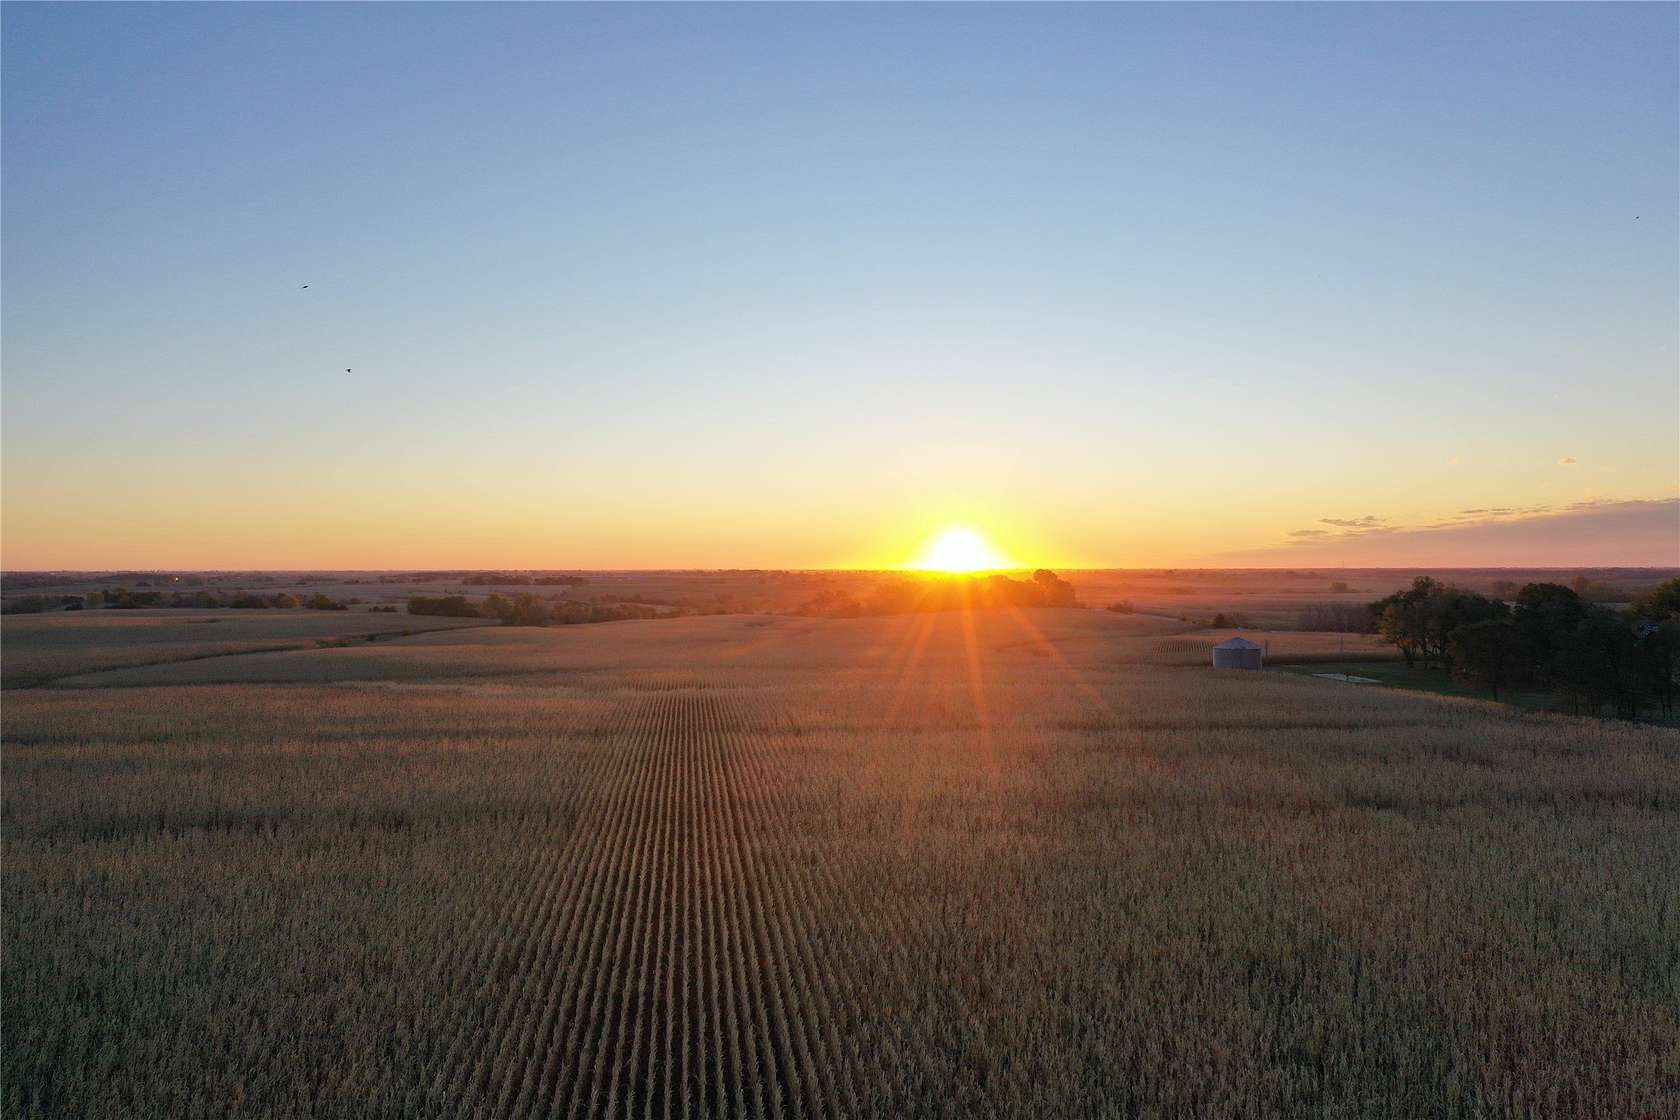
[1,595,50,615]
[1449,619,1523,700]
[1638,621,1679,719]
[1568,575,1616,603]
[408,595,481,618]
[1554,608,1642,718]
[1031,569,1079,608]
[1376,600,1427,666]
[1427,589,1507,669]
[485,592,551,626]
[1631,578,1680,623]
[1512,583,1587,686]
[1369,578,1504,669]
[1370,578,1441,667]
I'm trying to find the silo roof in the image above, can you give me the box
[1213,636,1262,650]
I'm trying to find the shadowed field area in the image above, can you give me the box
[5,608,1677,1118]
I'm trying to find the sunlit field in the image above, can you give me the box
[5,608,1678,1118]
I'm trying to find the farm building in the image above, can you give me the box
[1212,635,1263,670]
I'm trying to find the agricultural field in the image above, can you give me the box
[4,607,1678,1117]
[0,609,490,688]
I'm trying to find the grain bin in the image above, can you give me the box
[1212,635,1263,670]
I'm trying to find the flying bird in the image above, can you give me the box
[345,368,352,374]
[301,284,309,289]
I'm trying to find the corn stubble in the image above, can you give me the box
[4,611,1677,1117]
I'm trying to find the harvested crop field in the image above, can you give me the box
[4,608,1678,1118]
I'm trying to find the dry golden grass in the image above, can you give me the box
[4,608,1677,1117]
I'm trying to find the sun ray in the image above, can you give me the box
[997,599,1114,717]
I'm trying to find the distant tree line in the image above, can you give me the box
[1,589,357,613]
[1,595,60,614]
[795,570,1080,618]
[1,571,179,592]
[407,593,662,626]
[379,571,592,586]
[1370,577,1680,718]
[462,572,592,587]
[1489,574,1623,604]
[1298,602,1379,633]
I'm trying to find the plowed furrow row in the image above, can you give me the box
[540,698,670,1117]
[566,699,672,1120]
[423,697,645,1115]
[706,691,832,1118]
[513,699,665,1118]
[467,697,656,1116]
[716,688,862,1118]
[438,685,860,1118]
[696,709,752,1118]
[600,694,681,1120]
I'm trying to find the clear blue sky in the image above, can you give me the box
[3,3,1676,567]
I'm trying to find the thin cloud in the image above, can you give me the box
[1558,457,1578,466]
[1219,498,1680,566]
[1432,504,1553,527]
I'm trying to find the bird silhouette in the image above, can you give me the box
[301,284,309,289]
[345,368,352,374]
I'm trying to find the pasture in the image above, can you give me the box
[4,608,1677,1117]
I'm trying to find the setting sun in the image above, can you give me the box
[908,525,1011,573]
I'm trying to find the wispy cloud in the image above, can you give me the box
[1558,457,1578,466]
[1219,498,1680,566]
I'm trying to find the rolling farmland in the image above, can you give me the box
[0,609,489,688]
[5,609,1679,1117]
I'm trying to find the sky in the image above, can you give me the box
[3,3,1676,570]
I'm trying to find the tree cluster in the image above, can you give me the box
[1,595,56,614]
[1370,577,1680,718]
[460,572,592,587]
[115,589,353,610]
[407,593,663,627]
[1,588,358,612]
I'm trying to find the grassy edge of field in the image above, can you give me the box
[1279,659,1680,727]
